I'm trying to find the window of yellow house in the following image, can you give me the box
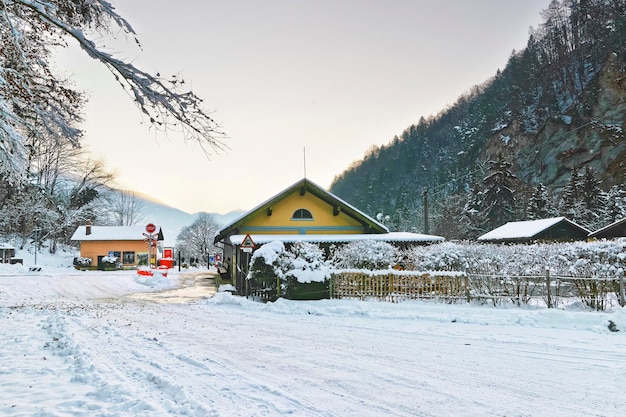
[292,208,313,220]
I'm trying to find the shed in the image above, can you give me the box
[589,217,626,239]
[477,217,590,243]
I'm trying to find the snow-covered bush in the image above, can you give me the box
[287,241,331,283]
[74,257,92,267]
[330,240,399,270]
[247,241,292,300]
[102,255,118,264]
[102,255,121,269]
[247,241,331,301]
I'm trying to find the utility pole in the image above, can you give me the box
[33,227,40,266]
[422,188,429,234]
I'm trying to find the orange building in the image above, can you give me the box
[71,222,164,269]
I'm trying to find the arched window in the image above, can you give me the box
[292,208,313,220]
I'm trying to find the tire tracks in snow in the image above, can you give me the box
[34,302,218,416]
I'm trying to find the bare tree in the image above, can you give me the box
[107,189,145,226]
[176,213,221,266]
[1,0,225,183]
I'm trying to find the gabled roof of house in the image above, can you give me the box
[70,225,164,242]
[589,217,626,238]
[214,178,389,244]
[477,217,590,242]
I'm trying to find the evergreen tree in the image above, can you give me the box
[580,166,603,211]
[461,181,487,239]
[560,168,583,220]
[602,185,626,225]
[482,154,517,230]
[527,183,556,220]
[577,166,605,229]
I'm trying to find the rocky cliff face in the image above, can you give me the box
[486,52,626,190]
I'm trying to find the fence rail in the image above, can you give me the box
[330,270,626,310]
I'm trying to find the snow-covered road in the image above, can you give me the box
[1,270,625,416]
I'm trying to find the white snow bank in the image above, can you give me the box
[205,292,626,333]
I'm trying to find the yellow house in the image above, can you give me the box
[214,178,444,290]
[71,222,164,269]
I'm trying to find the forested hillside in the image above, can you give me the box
[330,0,626,239]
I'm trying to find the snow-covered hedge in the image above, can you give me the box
[330,240,399,270]
[246,239,625,309]
[405,239,626,277]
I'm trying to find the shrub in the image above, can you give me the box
[247,241,331,301]
[102,255,120,270]
[330,240,399,270]
[74,257,92,267]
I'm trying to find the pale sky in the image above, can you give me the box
[54,0,548,215]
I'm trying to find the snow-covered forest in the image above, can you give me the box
[330,0,626,239]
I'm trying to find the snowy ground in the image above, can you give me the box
[1,251,625,416]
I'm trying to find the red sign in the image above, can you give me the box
[145,223,156,233]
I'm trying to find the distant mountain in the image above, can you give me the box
[137,195,244,246]
[330,0,626,237]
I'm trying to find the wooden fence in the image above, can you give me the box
[330,271,468,303]
[330,270,626,310]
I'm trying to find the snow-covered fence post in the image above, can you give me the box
[463,268,471,303]
[619,271,626,307]
[546,268,552,309]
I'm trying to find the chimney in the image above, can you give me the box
[86,219,92,235]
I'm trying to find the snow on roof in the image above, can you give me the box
[0,242,15,249]
[70,225,163,241]
[477,217,586,241]
[228,232,444,246]
[588,217,626,238]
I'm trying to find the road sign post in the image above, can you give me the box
[143,223,157,267]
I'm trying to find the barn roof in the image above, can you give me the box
[589,217,626,239]
[477,217,590,242]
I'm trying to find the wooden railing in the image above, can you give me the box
[330,271,468,303]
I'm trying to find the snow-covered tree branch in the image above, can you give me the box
[1,0,225,181]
